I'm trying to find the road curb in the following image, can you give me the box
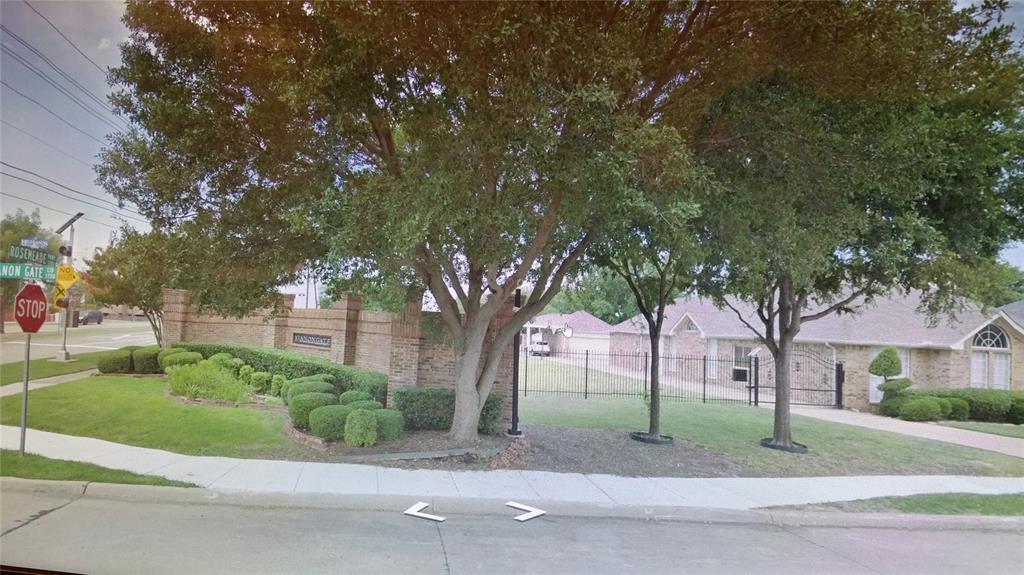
[3,478,1021,531]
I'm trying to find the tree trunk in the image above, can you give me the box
[648,330,661,437]
[768,336,793,448]
[449,324,489,443]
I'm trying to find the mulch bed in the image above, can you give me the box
[380,424,750,477]
[305,429,511,463]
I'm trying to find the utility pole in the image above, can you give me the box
[54,213,84,361]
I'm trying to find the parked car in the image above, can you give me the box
[528,341,551,357]
[79,310,105,325]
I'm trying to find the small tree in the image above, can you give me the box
[85,229,180,346]
[869,348,902,382]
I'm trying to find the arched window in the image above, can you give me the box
[971,324,1010,390]
[973,325,1009,350]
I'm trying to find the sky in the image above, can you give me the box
[0,1,1022,306]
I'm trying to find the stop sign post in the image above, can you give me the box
[14,283,48,455]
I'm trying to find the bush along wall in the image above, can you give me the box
[907,388,1024,423]
[392,388,503,435]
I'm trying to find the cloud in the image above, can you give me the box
[97,37,111,51]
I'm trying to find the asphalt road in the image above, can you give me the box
[2,489,1021,574]
[0,320,156,362]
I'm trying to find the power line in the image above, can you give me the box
[1,44,123,132]
[0,161,142,216]
[0,171,148,225]
[0,190,115,229]
[0,80,106,144]
[0,120,94,167]
[0,24,126,129]
[22,0,106,76]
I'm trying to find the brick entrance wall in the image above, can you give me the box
[161,288,513,427]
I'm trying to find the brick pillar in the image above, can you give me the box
[160,288,192,347]
[269,294,295,350]
[331,293,363,364]
[385,301,423,406]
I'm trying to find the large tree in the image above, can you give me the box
[697,66,1022,450]
[85,228,181,345]
[545,271,637,326]
[0,210,60,334]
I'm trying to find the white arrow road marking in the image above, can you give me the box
[403,502,446,522]
[506,501,546,522]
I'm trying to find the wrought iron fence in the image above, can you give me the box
[518,349,841,407]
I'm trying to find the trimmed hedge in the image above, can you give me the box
[879,395,911,418]
[347,399,383,412]
[250,371,272,393]
[392,388,504,435]
[161,351,203,369]
[374,409,405,442]
[898,397,942,421]
[171,342,388,401]
[947,398,970,421]
[280,374,333,403]
[309,405,354,440]
[935,397,953,419]
[289,392,338,429]
[97,349,133,374]
[908,389,1017,422]
[271,374,286,397]
[1009,398,1024,425]
[340,390,372,405]
[157,347,186,366]
[287,381,336,404]
[131,346,162,374]
[344,409,377,447]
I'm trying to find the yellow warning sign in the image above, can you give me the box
[57,264,79,289]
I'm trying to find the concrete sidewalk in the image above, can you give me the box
[793,407,1024,458]
[3,425,1021,510]
[0,370,99,398]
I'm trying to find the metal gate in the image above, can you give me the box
[752,349,843,408]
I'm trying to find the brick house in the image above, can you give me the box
[524,310,612,355]
[607,292,1024,409]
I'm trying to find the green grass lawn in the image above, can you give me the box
[1,449,194,487]
[0,350,108,385]
[782,493,1024,515]
[0,376,308,459]
[520,396,1024,477]
[940,421,1024,440]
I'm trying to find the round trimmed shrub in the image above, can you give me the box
[876,378,912,395]
[879,395,911,418]
[249,371,272,393]
[309,405,354,440]
[898,397,942,422]
[131,345,162,374]
[157,347,186,367]
[287,381,336,404]
[339,390,372,405]
[947,398,970,421]
[208,352,235,367]
[270,374,286,397]
[160,351,202,370]
[374,409,405,442]
[97,349,133,373]
[1008,398,1024,425]
[238,364,254,385]
[289,392,338,429]
[347,400,383,412]
[344,409,378,447]
[227,357,246,374]
[935,397,952,419]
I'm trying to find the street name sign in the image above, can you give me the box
[0,262,57,282]
[8,244,57,267]
[20,236,49,250]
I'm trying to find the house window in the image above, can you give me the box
[683,318,698,332]
[971,324,1010,389]
[734,345,753,368]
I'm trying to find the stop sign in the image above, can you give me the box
[15,284,48,333]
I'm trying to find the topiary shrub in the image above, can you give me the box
[898,397,942,421]
[309,404,354,440]
[935,397,952,419]
[347,399,383,412]
[1008,398,1024,425]
[344,409,377,447]
[876,378,912,395]
[339,390,372,405]
[249,372,272,393]
[947,398,970,421]
[161,351,203,370]
[392,388,504,434]
[869,347,902,380]
[131,346,162,374]
[289,392,338,429]
[270,374,286,397]
[374,409,405,442]
[97,349,133,374]
[879,395,911,418]
[238,365,254,385]
[287,381,336,404]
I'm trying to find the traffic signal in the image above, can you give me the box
[58,245,72,257]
